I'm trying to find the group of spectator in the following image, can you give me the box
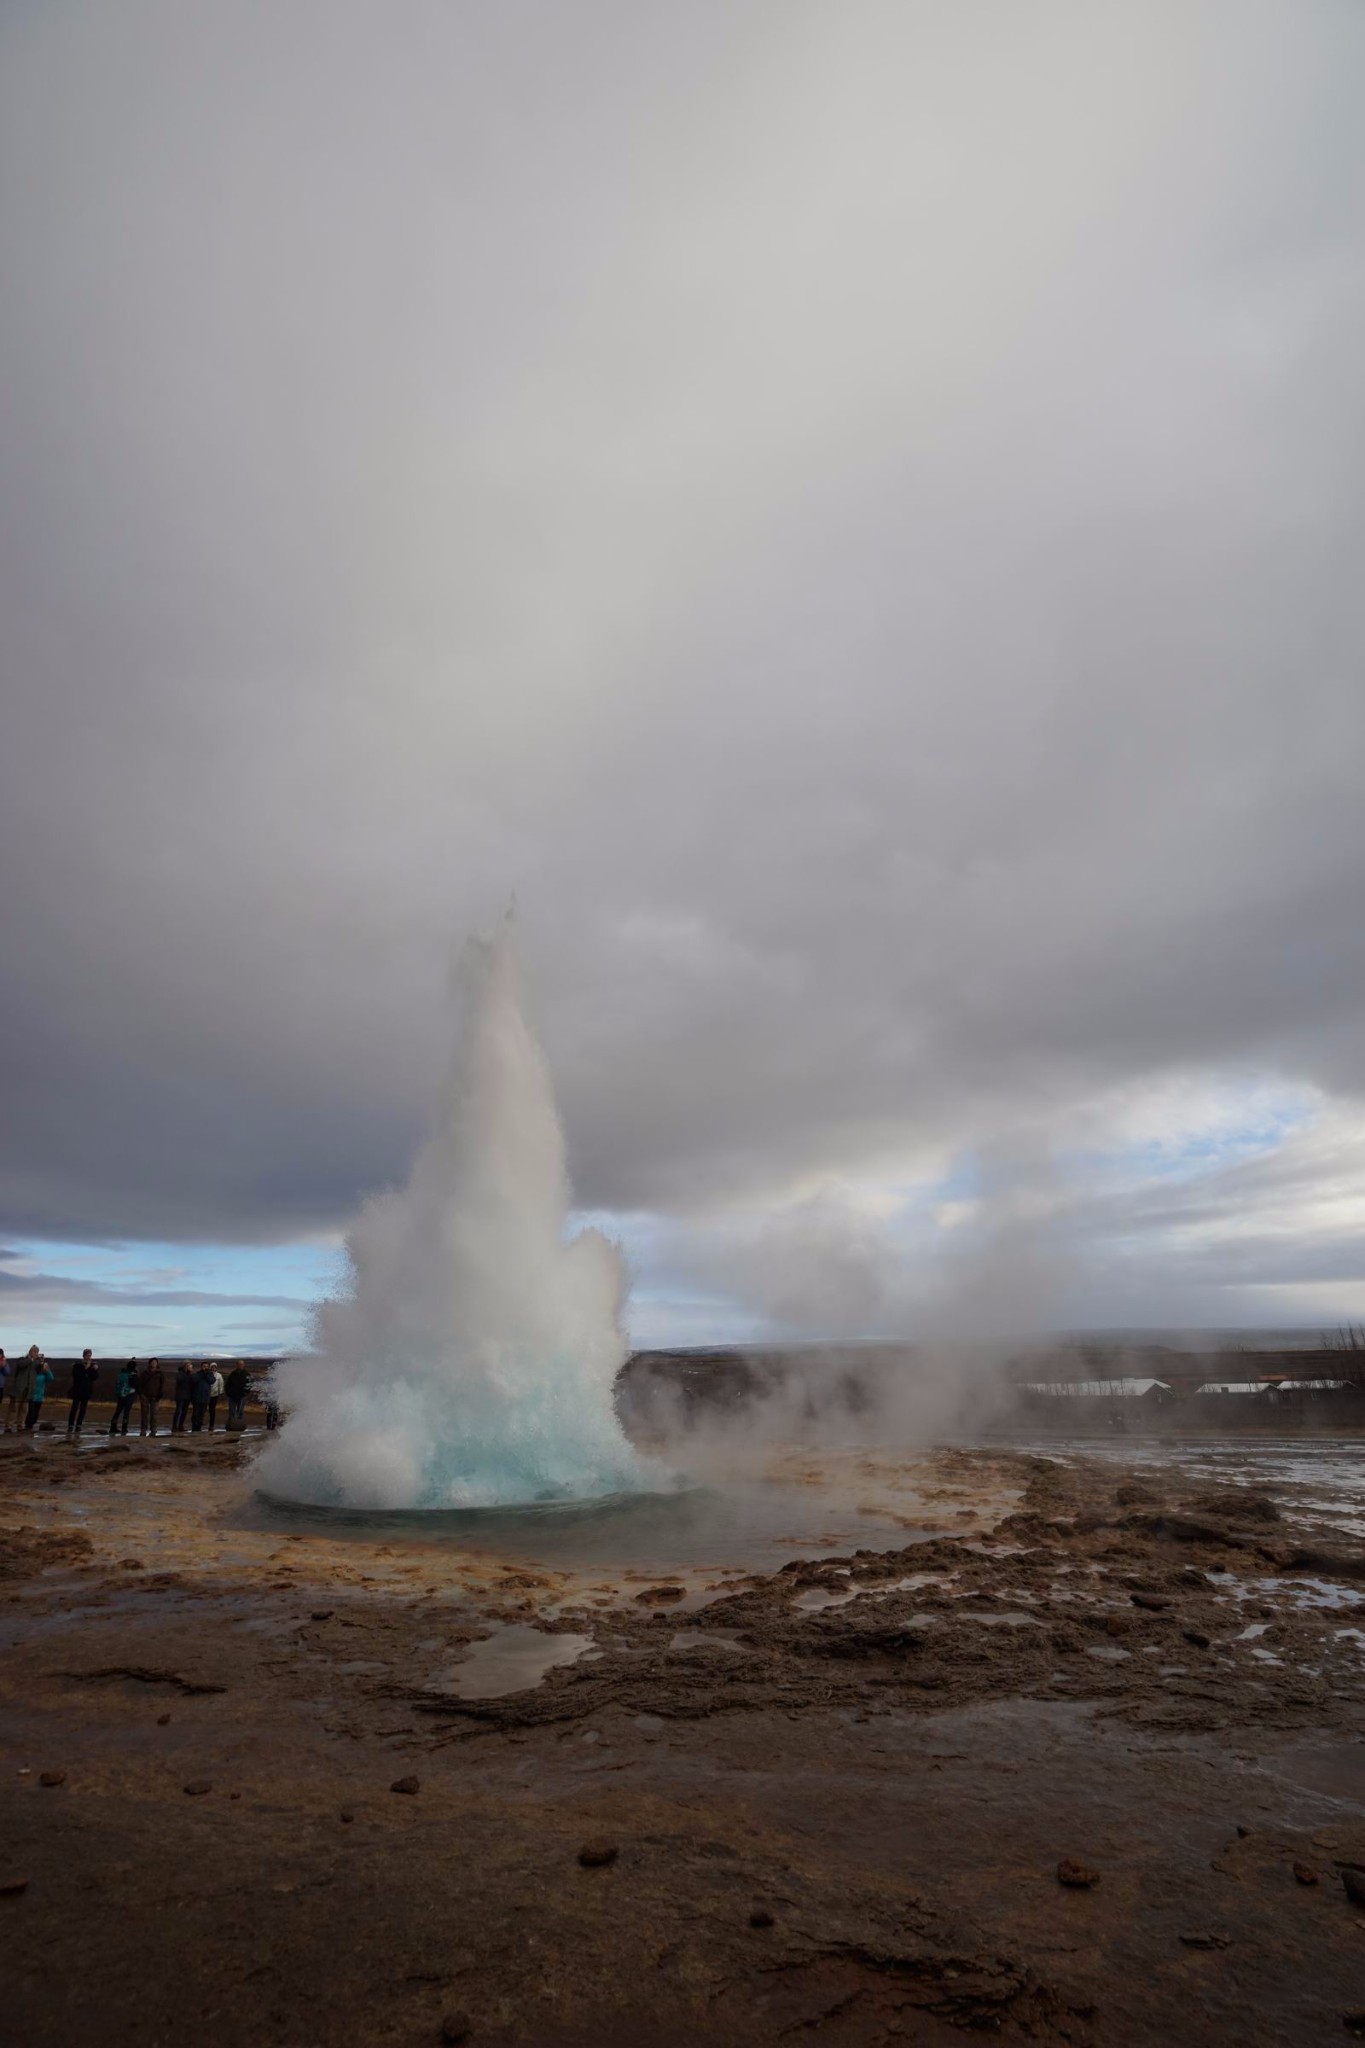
[0,1347,257,1437]
[0,1348,57,1433]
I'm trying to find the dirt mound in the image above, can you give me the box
[1185,1488,1281,1525]
[0,1523,93,1581]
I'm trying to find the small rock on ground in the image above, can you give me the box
[578,1840,619,1868]
[1057,1859,1100,1888]
[38,1772,66,1789]
[0,1877,30,1897]
[440,2014,472,2043]
[391,1775,421,1796]
[183,1780,213,1797]
[749,1908,775,1928]
[1292,1861,1319,1885]
[1342,1868,1365,1906]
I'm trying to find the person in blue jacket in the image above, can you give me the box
[190,1361,214,1433]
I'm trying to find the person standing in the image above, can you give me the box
[26,1353,55,1432]
[225,1361,250,1430]
[207,1363,225,1432]
[171,1361,193,1433]
[190,1361,213,1433]
[138,1357,164,1437]
[108,1360,137,1436]
[6,1347,39,1432]
[66,1350,99,1436]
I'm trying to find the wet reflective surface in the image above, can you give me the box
[438,1622,597,1699]
[247,1456,971,1571]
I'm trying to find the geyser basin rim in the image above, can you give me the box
[252,1484,710,1532]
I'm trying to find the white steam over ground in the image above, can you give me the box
[255,925,661,1509]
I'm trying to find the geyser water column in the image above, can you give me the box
[255,921,662,1509]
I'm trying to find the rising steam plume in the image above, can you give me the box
[255,920,660,1509]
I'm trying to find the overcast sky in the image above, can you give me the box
[3,1,1364,1355]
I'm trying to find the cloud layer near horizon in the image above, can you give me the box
[2,2,1364,1335]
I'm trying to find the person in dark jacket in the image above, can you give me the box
[67,1349,99,1436]
[108,1360,137,1436]
[225,1362,250,1430]
[171,1362,194,1434]
[4,1348,37,1433]
[138,1357,164,1438]
[190,1361,214,1432]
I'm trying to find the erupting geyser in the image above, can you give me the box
[254,921,662,1509]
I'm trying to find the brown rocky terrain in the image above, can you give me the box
[2,1432,1364,2044]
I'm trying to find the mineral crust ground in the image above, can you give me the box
[3,1429,1364,2045]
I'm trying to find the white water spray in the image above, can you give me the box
[255,922,661,1509]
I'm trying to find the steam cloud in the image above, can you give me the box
[255,923,661,1509]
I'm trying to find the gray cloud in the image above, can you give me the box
[2,2,1364,1329]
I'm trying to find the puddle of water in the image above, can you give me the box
[793,1586,858,1612]
[1198,1573,1365,1629]
[1085,1643,1131,1662]
[669,1630,745,1652]
[439,1623,596,1700]
[1260,1576,1363,1611]
[963,1611,1040,1628]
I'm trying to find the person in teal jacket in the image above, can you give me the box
[108,1361,138,1436]
[25,1354,55,1432]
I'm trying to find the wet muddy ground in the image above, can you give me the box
[2,1430,1364,2044]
